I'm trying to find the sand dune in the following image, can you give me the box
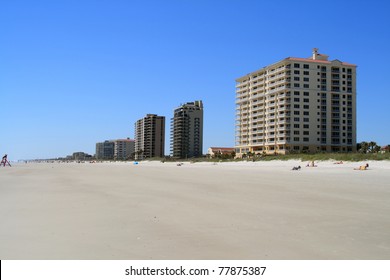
[0,160,389,259]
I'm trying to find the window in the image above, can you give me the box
[303,111,309,116]
[303,98,309,103]
[294,104,300,108]
[294,137,300,141]
[294,91,300,96]
[294,117,300,122]
[304,105,309,109]
[294,124,300,128]
[304,84,309,88]
[304,124,309,129]
[303,137,309,142]
[304,71,309,75]
[304,118,309,122]
[303,131,309,135]
[304,92,309,96]
[294,131,300,135]
[294,111,300,115]
[303,77,309,82]
[294,63,300,68]
[294,77,300,81]
[294,98,300,102]
[294,83,300,88]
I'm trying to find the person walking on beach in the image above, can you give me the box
[1,154,11,167]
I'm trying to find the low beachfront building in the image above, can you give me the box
[207,147,235,158]
[72,152,92,161]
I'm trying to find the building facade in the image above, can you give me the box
[96,140,115,160]
[114,138,135,160]
[171,100,204,158]
[235,48,357,156]
[134,114,165,160]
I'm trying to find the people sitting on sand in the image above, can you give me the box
[354,163,369,170]
[306,161,317,167]
[334,161,344,164]
[292,166,301,171]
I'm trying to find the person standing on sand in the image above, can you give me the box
[1,154,11,167]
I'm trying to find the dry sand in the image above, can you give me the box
[0,160,389,260]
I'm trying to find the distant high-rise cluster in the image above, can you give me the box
[235,48,356,156]
[133,101,204,160]
[95,100,204,160]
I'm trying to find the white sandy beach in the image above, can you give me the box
[0,160,389,260]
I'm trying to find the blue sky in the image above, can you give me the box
[1,0,390,160]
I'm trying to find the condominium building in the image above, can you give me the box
[114,138,135,160]
[171,100,204,158]
[134,114,165,160]
[96,140,115,160]
[235,48,356,156]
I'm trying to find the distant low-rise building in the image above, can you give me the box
[381,145,389,153]
[207,147,235,158]
[72,152,91,161]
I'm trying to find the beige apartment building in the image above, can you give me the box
[114,138,135,160]
[235,48,356,156]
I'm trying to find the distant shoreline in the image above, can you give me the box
[17,151,390,164]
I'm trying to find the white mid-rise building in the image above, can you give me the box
[114,138,135,160]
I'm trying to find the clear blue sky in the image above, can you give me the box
[1,0,390,160]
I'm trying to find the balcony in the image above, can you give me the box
[268,85,288,94]
[236,97,249,104]
[236,87,248,93]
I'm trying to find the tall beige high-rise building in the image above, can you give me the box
[134,114,165,160]
[235,48,356,156]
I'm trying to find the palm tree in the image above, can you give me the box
[358,141,369,153]
[368,141,380,153]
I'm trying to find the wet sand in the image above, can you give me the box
[0,160,389,259]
